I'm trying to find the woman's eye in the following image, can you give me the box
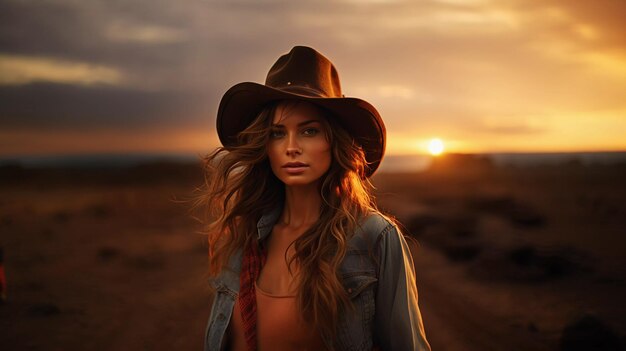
[302,128,319,136]
[270,130,285,138]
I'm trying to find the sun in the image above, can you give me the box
[428,138,445,156]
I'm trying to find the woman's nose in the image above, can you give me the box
[286,134,302,156]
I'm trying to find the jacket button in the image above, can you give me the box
[218,313,225,321]
[348,288,353,293]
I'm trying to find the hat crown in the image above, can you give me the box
[265,46,342,98]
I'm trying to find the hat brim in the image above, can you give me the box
[216,82,386,177]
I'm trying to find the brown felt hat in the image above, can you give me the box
[216,46,386,177]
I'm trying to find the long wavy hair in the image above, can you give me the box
[197,100,379,339]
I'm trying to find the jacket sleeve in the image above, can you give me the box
[374,223,431,351]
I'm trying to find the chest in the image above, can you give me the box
[256,227,302,295]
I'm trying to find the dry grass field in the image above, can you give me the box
[1,155,624,350]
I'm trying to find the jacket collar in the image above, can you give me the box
[209,203,283,293]
[256,204,283,241]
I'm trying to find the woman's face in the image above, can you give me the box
[267,101,332,187]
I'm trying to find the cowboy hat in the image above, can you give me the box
[216,46,386,177]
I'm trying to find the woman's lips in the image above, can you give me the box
[282,163,309,174]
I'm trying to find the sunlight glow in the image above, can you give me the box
[428,138,445,156]
[105,23,187,44]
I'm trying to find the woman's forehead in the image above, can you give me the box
[272,101,325,125]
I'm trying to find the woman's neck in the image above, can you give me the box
[280,183,322,230]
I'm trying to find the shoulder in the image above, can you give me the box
[348,211,399,250]
[208,249,242,293]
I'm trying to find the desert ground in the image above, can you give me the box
[1,154,624,350]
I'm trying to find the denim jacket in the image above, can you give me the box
[204,207,431,351]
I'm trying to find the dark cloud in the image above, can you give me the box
[0,83,213,131]
[0,0,296,90]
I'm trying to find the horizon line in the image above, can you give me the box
[2,149,626,160]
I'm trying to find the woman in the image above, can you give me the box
[200,46,431,351]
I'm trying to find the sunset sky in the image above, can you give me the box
[1,0,625,156]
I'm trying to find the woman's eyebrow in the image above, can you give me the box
[298,119,321,126]
[271,119,321,128]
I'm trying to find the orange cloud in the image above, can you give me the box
[0,55,123,86]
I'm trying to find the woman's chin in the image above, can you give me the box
[279,175,321,187]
